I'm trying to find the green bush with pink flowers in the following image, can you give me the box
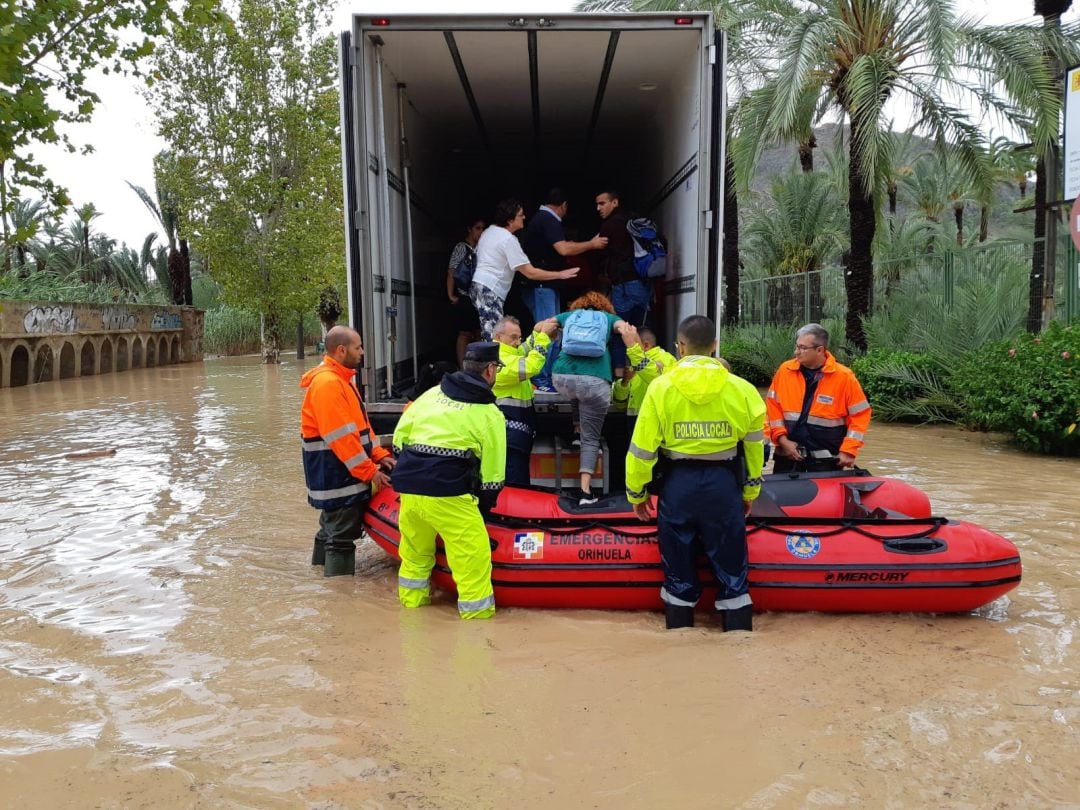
[952,322,1080,455]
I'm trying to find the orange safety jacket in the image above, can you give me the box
[300,355,390,510]
[764,351,871,458]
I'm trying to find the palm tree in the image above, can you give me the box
[61,203,103,283]
[140,232,170,296]
[884,128,920,222]
[127,150,192,305]
[900,153,949,225]
[735,0,1064,351]
[976,137,1024,243]
[7,198,46,276]
[990,136,1033,201]
[743,168,846,322]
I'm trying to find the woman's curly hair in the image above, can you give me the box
[567,291,615,314]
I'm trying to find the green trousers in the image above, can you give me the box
[316,504,365,551]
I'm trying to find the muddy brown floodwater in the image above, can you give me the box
[0,356,1077,808]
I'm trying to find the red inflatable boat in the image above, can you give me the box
[362,470,1021,613]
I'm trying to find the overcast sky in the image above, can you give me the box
[31,0,1078,250]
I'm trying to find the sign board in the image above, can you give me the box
[1071,195,1080,252]
[1066,64,1080,202]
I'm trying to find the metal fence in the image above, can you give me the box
[736,238,1079,333]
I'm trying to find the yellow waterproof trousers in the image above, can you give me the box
[397,493,496,619]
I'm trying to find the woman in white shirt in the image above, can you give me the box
[469,198,579,340]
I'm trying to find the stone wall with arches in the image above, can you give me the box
[0,301,204,388]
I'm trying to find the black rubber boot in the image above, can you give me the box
[323,547,355,577]
[664,603,695,629]
[311,535,325,566]
[721,605,753,632]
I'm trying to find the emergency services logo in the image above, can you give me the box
[786,533,821,559]
[513,531,545,560]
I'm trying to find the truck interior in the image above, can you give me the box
[348,15,718,403]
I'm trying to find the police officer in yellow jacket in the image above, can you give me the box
[626,316,766,631]
[611,325,677,433]
[492,315,555,485]
[392,342,507,619]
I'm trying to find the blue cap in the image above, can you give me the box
[464,341,503,367]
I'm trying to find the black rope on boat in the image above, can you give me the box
[746,516,947,542]
[484,513,948,543]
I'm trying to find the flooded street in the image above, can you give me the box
[1,356,1077,808]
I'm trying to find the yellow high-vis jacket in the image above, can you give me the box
[611,343,677,416]
[392,371,507,512]
[493,331,551,452]
[626,356,767,504]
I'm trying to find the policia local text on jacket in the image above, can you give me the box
[300,350,391,576]
[626,347,767,631]
[765,350,871,470]
[392,361,506,619]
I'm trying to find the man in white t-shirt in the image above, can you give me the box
[469,197,580,340]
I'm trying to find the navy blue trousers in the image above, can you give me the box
[506,449,532,486]
[657,464,749,608]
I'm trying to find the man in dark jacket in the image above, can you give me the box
[521,188,607,391]
[596,189,651,377]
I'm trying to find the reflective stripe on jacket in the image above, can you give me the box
[626,356,766,504]
[392,371,506,511]
[611,343,677,416]
[493,331,550,453]
[299,355,390,510]
[764,351,871,458]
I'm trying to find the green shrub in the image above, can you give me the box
[953,322,1079,455]
[849,349,962,423]
[717,327,792,386]
[202,306,325,356]
[0,269,165,304]
[203,307,262,355]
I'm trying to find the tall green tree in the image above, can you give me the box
[0,0,220,250]
[744,169,846,277]
[736,0,1067,351]
[150,0,345,362]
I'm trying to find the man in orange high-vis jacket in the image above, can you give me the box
[300,326,394,576]
[765,323,871,473]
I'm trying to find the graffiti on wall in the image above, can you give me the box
[24,305,77,333]
[151,312,183,330]
[101,307,136,331]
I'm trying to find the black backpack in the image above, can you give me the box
[452,247,477,296]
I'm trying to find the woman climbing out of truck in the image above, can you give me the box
[537,291,632,506]
[469,198,580,340]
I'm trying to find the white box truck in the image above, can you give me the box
[338,11,726,430]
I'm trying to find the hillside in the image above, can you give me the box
[747,122,1035,243]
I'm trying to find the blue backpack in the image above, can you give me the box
[627,217,668,279]
[562,309,608,358]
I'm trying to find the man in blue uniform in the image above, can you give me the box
[626,315,766,631]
